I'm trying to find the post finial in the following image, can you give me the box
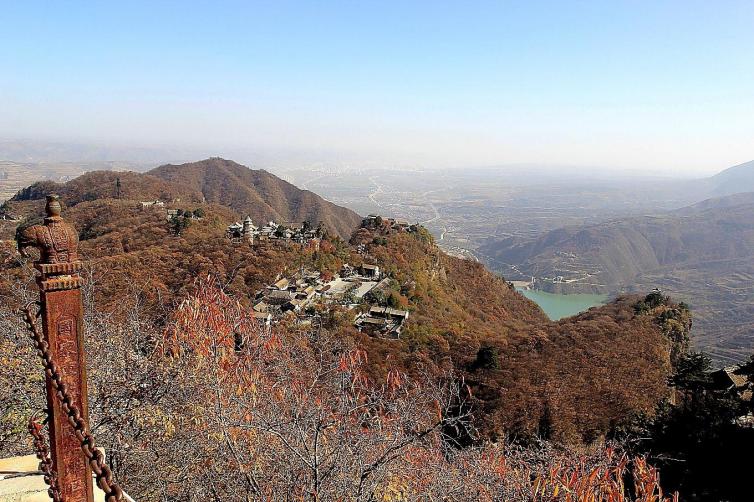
[45,194,63,219]
[17,194,79,265]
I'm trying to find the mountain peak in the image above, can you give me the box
[147,159,361,238]
[9,158,362,239]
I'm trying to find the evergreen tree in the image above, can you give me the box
[170,214,191,236]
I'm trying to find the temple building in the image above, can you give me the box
[226,216,256,244]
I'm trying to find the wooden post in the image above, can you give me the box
[18,195,95,502]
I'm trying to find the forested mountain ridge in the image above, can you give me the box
[148,158,362,238]
[8,158,362,239]
[0,182,689,444]
[483,201,754,288]
[10,170,200,206]
[479,192,754,363]
[350,224,686,442]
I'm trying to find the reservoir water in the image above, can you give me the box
[516,288,608,321]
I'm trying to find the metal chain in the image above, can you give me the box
[28,414,62,502]
[22,305,125,502]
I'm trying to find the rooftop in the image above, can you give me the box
[369,306,410,318]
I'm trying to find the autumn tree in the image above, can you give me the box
[1,277,679,501]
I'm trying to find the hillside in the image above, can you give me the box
[6,158,362,239]
[709,160,754,196]
[11,170,199,206]
[0,217,691,501]
[149,158,362,238]
[673,191,754,215]
[0,191,688,444]
[479,194,754,363]
[349,225,684,442]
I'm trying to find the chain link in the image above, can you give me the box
[22,305,125,502]
[28,414,62,502]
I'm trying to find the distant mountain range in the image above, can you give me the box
[480,161,754,363]
[708,160,754,196]
[482,192,754,288]
[9,158,362,239]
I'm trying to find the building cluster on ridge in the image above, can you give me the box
[252,262,409,339]
[140,200,203,222]
[226,216,322,247]
[141,199,322,247]
[361,214,418,233]
[139,203,415,338]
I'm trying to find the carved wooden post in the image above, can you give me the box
[18,195,95,502]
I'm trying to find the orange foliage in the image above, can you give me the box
[143,281,678,500]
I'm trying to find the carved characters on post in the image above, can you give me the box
[17,194,95,502]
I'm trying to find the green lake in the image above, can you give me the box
[516,288,608,320]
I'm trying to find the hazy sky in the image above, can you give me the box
[1,1,753,175]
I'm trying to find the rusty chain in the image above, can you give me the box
[28,414,62,502]
[22,305,125,502]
